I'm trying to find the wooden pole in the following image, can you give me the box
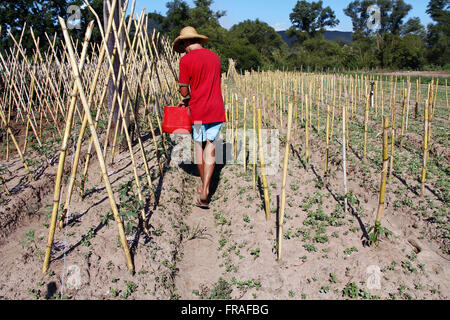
[243,98,247,172]
[305,94,309,165]
[257,109,270,221]
[45,17,134,274]
[324,102,330,179]
[277,102,293,261]
[0,108,34,181]
[43,20,95,273]
[388,86,397,179]
[342,86,348,214]
[405,82,411,132]
[372,115,390,247]
[415,77,420,119]
[401,88,407,137]
[421,97,429,197]
[252,96,257,190]
[363,89,370,160]
[446,79,448,121]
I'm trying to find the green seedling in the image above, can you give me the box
[367,221,393,247]
[329,273,338,284]
[250,248,260,260]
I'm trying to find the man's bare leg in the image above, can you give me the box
[195,141,205,194]
[200,140,216,203]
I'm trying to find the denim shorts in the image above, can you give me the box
[192,122,223,143]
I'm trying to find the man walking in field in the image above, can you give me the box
[173,26,226,209]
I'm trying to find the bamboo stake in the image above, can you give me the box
[363,89,370,160]
[345,80,350,152]
[0,108,34,181]
[433,79,439,116]
[252,96,257,190]
[29,28,67,126]
[316,80,320,132]
[43,20,95,273]
[372,115,390,248]
[231,93,235,161]
[4,24,27,161]
[330,78,340,143]
[401,88,408,137]
[97,2,153,235]
[446,79,449,121]
[44,16,134,274]
[234,93,239,161]
[279,87,283,128]
[381,77,384,117]
[137,29,168,173]
[421,98,429,197]
[352,77,356,120]
[81,48,119,194]
[0,44,45,149]
[324,102,330,180]
[342,86,348,214]
[405,82,411,132]
[243,98,247,171]
[375,78,378,117]
[58,21,98,229]
[415,77,420,119]
[22,49,39,154]
[277,102,293,261]
[0,175,9,196]
[304,94,309,165]
[257,108,270,221]
[76,0,123,192]
[388,88,397,179]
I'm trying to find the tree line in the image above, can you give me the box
[0,0,448,72]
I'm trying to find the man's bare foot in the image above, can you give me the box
[194,195,209,209]
[199,189,209,203]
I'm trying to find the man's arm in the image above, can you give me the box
[178,84,190,107]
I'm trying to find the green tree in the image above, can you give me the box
[229,19,287,69]
[0,0,79,54]
[386,0,412,35]
[161,0,190,40]
[343,0,426,69]
[377,33,426,69]
[287,0,339,43]
[425,0,450,66]
[401,17,426,38]
[344,0,412,37]
[187,0,225,29]
[224,41,261,71]
[146,11,165,32]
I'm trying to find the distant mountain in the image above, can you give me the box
[277,30,353,46]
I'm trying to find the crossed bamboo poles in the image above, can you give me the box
[0,13,177,272]
[39,2,179,273]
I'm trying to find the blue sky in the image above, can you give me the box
[128,0,433,32]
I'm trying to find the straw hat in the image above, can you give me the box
[172,26,209,53]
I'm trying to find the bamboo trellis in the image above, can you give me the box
[0,0,180,274]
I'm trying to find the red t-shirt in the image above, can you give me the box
[178,48,226,124]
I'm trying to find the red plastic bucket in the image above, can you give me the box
[162,106,192,134]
